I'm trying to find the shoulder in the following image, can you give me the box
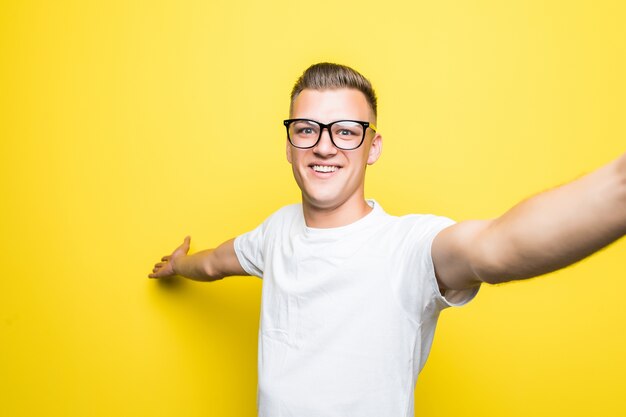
[246,203,303,236]
[235,203,302,254]
[398,212,456,225]
[364,205,456,258]
[264,203,302,225]
[390,212,457,238]
[373,201,453,225]
[273,203,302,217]
[367,201,455,240]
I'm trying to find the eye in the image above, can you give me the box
[291,121,319,136]
[295,127,317,136]
[333,122,362,137]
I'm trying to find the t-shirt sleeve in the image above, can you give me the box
[394,214,480,323]
[419,215,480,312]
[234,219,267,278]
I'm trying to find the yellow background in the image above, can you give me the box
[1,0,625,416]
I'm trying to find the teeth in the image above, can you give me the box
[312,165,338,173]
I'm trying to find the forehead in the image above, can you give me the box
[291,88,372,122]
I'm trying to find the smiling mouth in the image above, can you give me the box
[311,165,340,173]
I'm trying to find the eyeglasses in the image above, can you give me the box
[283,118,377,150]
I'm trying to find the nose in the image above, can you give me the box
[312,127,337,157]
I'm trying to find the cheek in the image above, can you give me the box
[286,145,292,164]
[352,150,370,169]
[289,154,305,181]
[287,147,308,165]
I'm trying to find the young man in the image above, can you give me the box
[149,63,626,417]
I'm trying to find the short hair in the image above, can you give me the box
[289,62,378,121]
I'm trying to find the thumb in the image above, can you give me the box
[182,235,191,253]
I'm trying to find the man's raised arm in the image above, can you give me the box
[148,236,248,281]
[432,151,626,290]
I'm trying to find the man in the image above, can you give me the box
[149,63,626,417]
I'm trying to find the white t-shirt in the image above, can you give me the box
[234,200,480,417]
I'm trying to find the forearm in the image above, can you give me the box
[476,152,626,283]
[172,238,246,281]
[172,248,218,281]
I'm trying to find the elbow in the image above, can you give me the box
[472,240,540,285]
[472,260,507,285]
[470,233,516,285]
[203,261,224,282]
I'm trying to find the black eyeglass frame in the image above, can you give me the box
[283,118,377,150]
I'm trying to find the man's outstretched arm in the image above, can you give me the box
[432,151,626,290]
[148,236,248,281]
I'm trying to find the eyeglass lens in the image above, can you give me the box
[288,120,365,149]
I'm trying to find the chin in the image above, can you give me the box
[301,191,343,210]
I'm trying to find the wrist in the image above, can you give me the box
[171,256,182,276]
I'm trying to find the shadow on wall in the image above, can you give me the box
[148,275,262,378]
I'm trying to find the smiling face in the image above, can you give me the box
[286,88,383,218]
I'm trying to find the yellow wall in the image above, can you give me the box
[1,1,624,416]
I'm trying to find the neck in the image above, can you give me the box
[302,195,373,228]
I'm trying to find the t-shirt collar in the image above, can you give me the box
[301,199,384,239]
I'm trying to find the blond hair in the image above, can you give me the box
[289,62,378,121]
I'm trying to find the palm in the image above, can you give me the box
[149,236,190,278]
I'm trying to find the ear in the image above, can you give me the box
[286,139,292,164]
[366,132,383,165]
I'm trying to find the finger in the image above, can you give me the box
[182,235,191,252]
[161,256,170,262]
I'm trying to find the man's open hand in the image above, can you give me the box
[148,236,191,279]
